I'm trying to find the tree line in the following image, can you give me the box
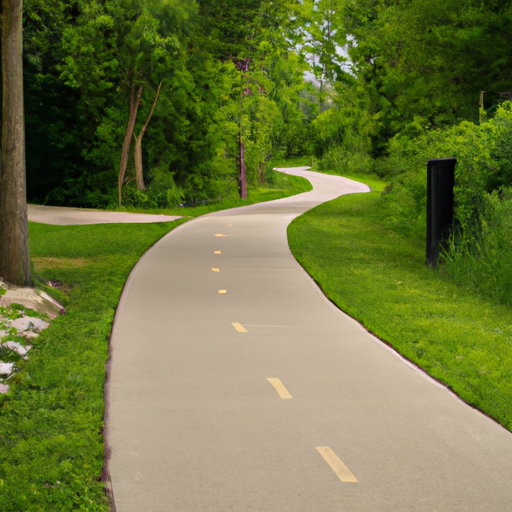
[310,0,512,172]
[1,0,319,285]
[22,0,315,209]
[1,0,510,292]
[308,0,512,304]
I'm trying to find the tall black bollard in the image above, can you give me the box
[426,158,456,267]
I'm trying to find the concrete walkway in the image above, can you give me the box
[28,204,181,225]
[106,168,512,511]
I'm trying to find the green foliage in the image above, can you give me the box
[300,0,348,85]
[375,102,512,304]
[343,0,512,149]
[289,189,512,432]
[305,0,512,167]
[22,0,312,208]
[443,189,512,305]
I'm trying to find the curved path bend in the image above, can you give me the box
[106,168,512,511]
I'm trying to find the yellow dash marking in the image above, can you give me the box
[227,224,233,227]
[215,234,227,237]
[316,447,358,483]
[211,268,220,272]
[218,290,227,294]
[214,251,221,254]
[232,322,247,333]
[266,378,292,399]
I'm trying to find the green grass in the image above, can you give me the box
[288,188,512,432]
[0,221,185,511]
[117,169,312,217]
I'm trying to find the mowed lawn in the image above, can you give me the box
[288,187,512,432]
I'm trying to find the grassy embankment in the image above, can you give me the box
[0,171,310,511]
[288,170,512,432]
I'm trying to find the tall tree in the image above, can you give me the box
[301,0,347,109]
[0,0,31,286]
[61,0,192,206]
[198,0,299,197]
[133,80,162,191]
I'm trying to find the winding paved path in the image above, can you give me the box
[106,168,512,511]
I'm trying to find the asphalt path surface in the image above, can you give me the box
[28,204,181,225]
[105,168,512,511]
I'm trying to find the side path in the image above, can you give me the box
[106,168,512,511]
[28,204,181,225]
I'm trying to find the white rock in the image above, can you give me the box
[10,316,49,332]
[39,291,66,314]
[24,332,40,339]
[26,317,50,331]
[9,317,32,332]
[3,287,43,304]
[0,384,9,394]
[0,284,64,319]
[3,341,32,358]
[0,362,14,375]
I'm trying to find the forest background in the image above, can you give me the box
[20,0,512,304]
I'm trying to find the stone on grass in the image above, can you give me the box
[0,279,65,319]
[0,362,14,375]
[10,316,49,333]
[40,291,66,315]
[0,384,9,394]
[26,317,50,331]
[9,317,32,332]
[3,341,32,358]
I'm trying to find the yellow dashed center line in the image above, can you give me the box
[232,322,247,333]
[218,290,227,294]
[266,378,292,399]
[316,447,359,483]
[211,268,220,272]
[215,233,227,237]
[214,251,221,254]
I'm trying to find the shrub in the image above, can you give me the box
[377,101,512,304]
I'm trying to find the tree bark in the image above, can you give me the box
[0,0,31,286]
[134,81,162,191]
[118,83,144,206]
[238,59,249,199]
[239,138,247,199]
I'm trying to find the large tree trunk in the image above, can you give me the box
[134,81,162,191]
[118,84,144,206]
[0,0,31,286]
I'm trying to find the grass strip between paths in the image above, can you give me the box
[288,184,512,433]
[116,170,312,218]
[0,170,310,511]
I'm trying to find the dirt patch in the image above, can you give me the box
[32,257,88,271]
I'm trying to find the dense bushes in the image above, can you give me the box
[23,0,313,210]
[376,102,512,305]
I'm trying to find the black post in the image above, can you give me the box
[426,158,456,267]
